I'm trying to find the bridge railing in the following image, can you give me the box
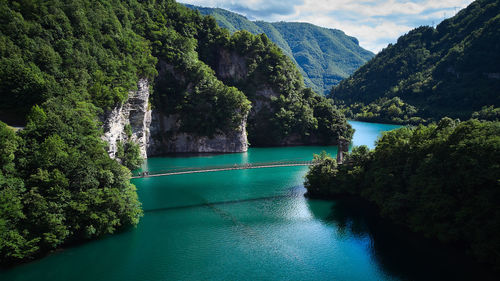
[131,160,315,177]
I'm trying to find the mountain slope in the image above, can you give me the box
[185,4,374,94]
[330,0,500,124]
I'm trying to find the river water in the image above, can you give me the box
[1,121,493,280]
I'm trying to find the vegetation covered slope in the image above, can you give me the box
[305,118,500,270]
[185,4,374,94]
[330,0,500,124]
[0,0,156,265]
[0,0,353,265]
[193,28,353,145]
[142,2,353,146]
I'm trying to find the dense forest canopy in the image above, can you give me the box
[330,0,500,124]
[0,0,352,265]
[305,118,500,270]
[185,4,374,95]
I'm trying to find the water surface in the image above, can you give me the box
[349,120,401,149]
[1,121,493,281]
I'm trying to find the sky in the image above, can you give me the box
[180,0,474,53]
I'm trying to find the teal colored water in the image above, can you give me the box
[349,120,401,149]
[1,121,493,281]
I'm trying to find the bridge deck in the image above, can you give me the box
[131,161,314,179]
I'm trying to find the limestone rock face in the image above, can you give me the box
[147,112,248,155]
[216,49,247,82]
[251,87,278,114]
[145,59,249,155]
[102,78,151,158]
[103,49,295,157]
[102,74,248,157]
[214,50,337,146]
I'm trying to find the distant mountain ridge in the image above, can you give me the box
[185,4,374,94]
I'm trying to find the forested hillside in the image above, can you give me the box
[0,0,352,265]
[185,4,374,94]
[305,118,500,270]
[331,0,500,124]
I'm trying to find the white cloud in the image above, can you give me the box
[181,0,474,53]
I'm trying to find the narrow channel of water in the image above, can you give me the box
[1,121,494,281]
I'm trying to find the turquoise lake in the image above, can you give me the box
[1,121,494,281]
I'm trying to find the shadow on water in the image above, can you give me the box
[143,194,290,213]
[149,151,246,158]
[308,197,497,281]
[143,185,306,213]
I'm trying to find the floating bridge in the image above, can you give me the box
[131,160,315,179]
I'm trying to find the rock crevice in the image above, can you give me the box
[102,78,151,159]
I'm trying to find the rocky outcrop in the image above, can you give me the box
[147,112,248,154]
[215,50,331,146]
[145,59,249,155]
[251,87,279,114]
[102,78,151,158]
[216,50,277,126]
[102,75,248,157]
[217,49,247,82]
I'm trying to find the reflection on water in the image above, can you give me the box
[308,198,496,281]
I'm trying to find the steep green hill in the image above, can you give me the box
[185,4,374,94]
[330,0,500,124]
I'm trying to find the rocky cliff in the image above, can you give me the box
[102,78,151,159]
[216,49,247,82]
[147,60,250,155]
[102,33,349,157]
[102,76,249,158]
[148,112,248,154]
[214,49,343,146]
